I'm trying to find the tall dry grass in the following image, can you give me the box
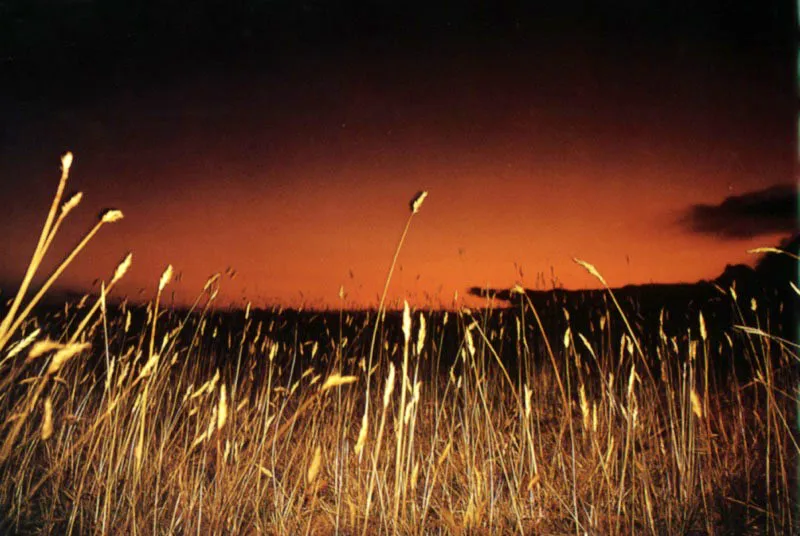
[0,155,797,535]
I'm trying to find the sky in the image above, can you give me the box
[0,2,796,309]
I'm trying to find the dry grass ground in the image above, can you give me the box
[0,154,796,534]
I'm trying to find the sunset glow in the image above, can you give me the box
[1,3,794,310]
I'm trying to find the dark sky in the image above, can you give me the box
[1,1,795,308]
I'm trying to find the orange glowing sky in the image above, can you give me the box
[1,3,795,309]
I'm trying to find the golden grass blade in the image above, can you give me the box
[748,246,800,261]
[0,152,75,350]
[0,211,123,351]
[402,300,411,343]
[364,191,427,408]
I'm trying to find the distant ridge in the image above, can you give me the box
[470,233,798,300]
[468,233,798,341]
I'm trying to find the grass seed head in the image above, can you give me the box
[699,311,707,342]
[7,328,41,359]
[465,325,475,358]
[403,399,415,425]
[159,265,173,292]
[203,273,221,292]
[410,461,420,493]
[138,353,159,379]
[307,446,322,485]
[61,192,82,216]
[574,258,608,286]
[134,440,143,468]
[690,389,703,419]
[27,339,60,361]
[47,343,90,375]
[578,332,596,359]
[320,373,358,393]
[217,384,228,430]
[258,464,273,478]
[112,253,133,284]
[383,363,396,408]
[579,384,590,432]
[354,410,368,458]
[416,312,426,355]
[410,190,428,214]
[524,384,532,419]
[41,398,53,441]
[101,209,124,223]
[61,151,73,173]
[626,366,637,398]
[206,406,217,437]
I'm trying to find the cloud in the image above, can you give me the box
[681,183,797,239]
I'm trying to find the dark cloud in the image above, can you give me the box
[682,184,797,239]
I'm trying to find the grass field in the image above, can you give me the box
[0,154,797,534]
